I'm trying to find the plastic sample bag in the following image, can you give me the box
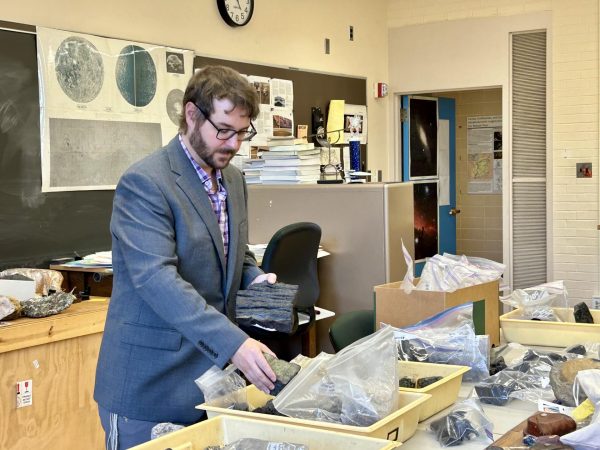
[500,280,568,321]
[195,365,247,410]
[399,240,504,294]
[210,439,308,450]
[475,348,573,405]
[392,303,489,382]
[273,326,399,427]
[429,398,493,447]
[561,369,600,450]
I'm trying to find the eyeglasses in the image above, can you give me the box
[193,103,257,142]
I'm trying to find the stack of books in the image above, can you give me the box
[259,141,321,184]
[242,158,265,184]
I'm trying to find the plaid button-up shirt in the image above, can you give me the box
[179,135,229,258]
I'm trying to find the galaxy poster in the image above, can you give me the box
[413,182,438,261]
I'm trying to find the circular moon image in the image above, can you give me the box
[55,37,104,103]
[166,89,184,126]
[115,45,157,107]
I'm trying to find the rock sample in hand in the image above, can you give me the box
[573,302,594,323]
[235,282,299,334]
[263,353,301,395]
[549,358,600,406]
[20,291,75,318]
[0,295,22,321]
[524,411,576,437]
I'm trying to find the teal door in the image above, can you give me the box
[401,95,456,275]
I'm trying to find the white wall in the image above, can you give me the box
[0,0,392,178]
[387,0,599,302]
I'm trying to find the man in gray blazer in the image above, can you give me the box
[94,66,276,449]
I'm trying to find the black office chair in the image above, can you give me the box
[244,222,321,359]
[328,309,375,352]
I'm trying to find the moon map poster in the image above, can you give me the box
[37,27,193,191]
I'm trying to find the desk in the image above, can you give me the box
[49,264,113,298]
[0,298,109,450]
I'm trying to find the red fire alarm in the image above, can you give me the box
[374,82,388,98]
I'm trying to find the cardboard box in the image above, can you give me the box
[374,279,500,346]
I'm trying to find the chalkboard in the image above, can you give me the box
[0,24,112,270]
[194,56,368,169]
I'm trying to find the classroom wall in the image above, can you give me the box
[0,0,392,179]
[387,0,599,302]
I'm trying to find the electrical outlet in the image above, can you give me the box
[592,296,600,310]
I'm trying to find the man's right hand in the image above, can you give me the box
[231,338,276,393]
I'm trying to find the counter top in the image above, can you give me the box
[0,297,109,354]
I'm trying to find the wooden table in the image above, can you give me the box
[49,264,113,298]
[0,298,109,450]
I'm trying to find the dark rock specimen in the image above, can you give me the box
[474,381,518,406]
[417,376,443,388]
[430,410,479,446]
[565,344,587,356]
[20,291,75,318]
[252,399,286,416]
[525,412,576,437]
[399,377,416,388]
[263,353,301,395]
[235,282,298,333]
[489,356,507,376]
[573,302,594,324]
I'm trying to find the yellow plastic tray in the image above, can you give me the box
[197,385,430,443]
[397,361,470,421]
[132,415,400,449]
[500,307,600,347]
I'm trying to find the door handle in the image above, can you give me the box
[449,208,461,216]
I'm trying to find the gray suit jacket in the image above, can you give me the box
[94,136,262,423]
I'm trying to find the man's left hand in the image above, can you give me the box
[250,273,277,285]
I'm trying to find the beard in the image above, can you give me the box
[188,122,236,170]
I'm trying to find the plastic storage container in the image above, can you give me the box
[197,385,430,443]
[131,415,401,449]
[500,307,600,347]
[397,361,470,421]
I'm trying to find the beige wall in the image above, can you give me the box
[0,0,392,178]
[433,89,504,263]
[388,0,599,302]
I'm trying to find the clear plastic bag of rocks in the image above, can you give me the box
[500,280,568,321]
[392,303,489,382]
[273,326,399,427]
[475,348,573,406]
[561,369,600,450]
[429,398,493,447]
[208,438,308,450]
[195,364,247,410]
[564,342,600,359]
[399,240,504,293]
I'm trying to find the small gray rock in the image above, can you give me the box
[20,291,75,318]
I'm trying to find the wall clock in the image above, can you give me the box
[217,0,254,27]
